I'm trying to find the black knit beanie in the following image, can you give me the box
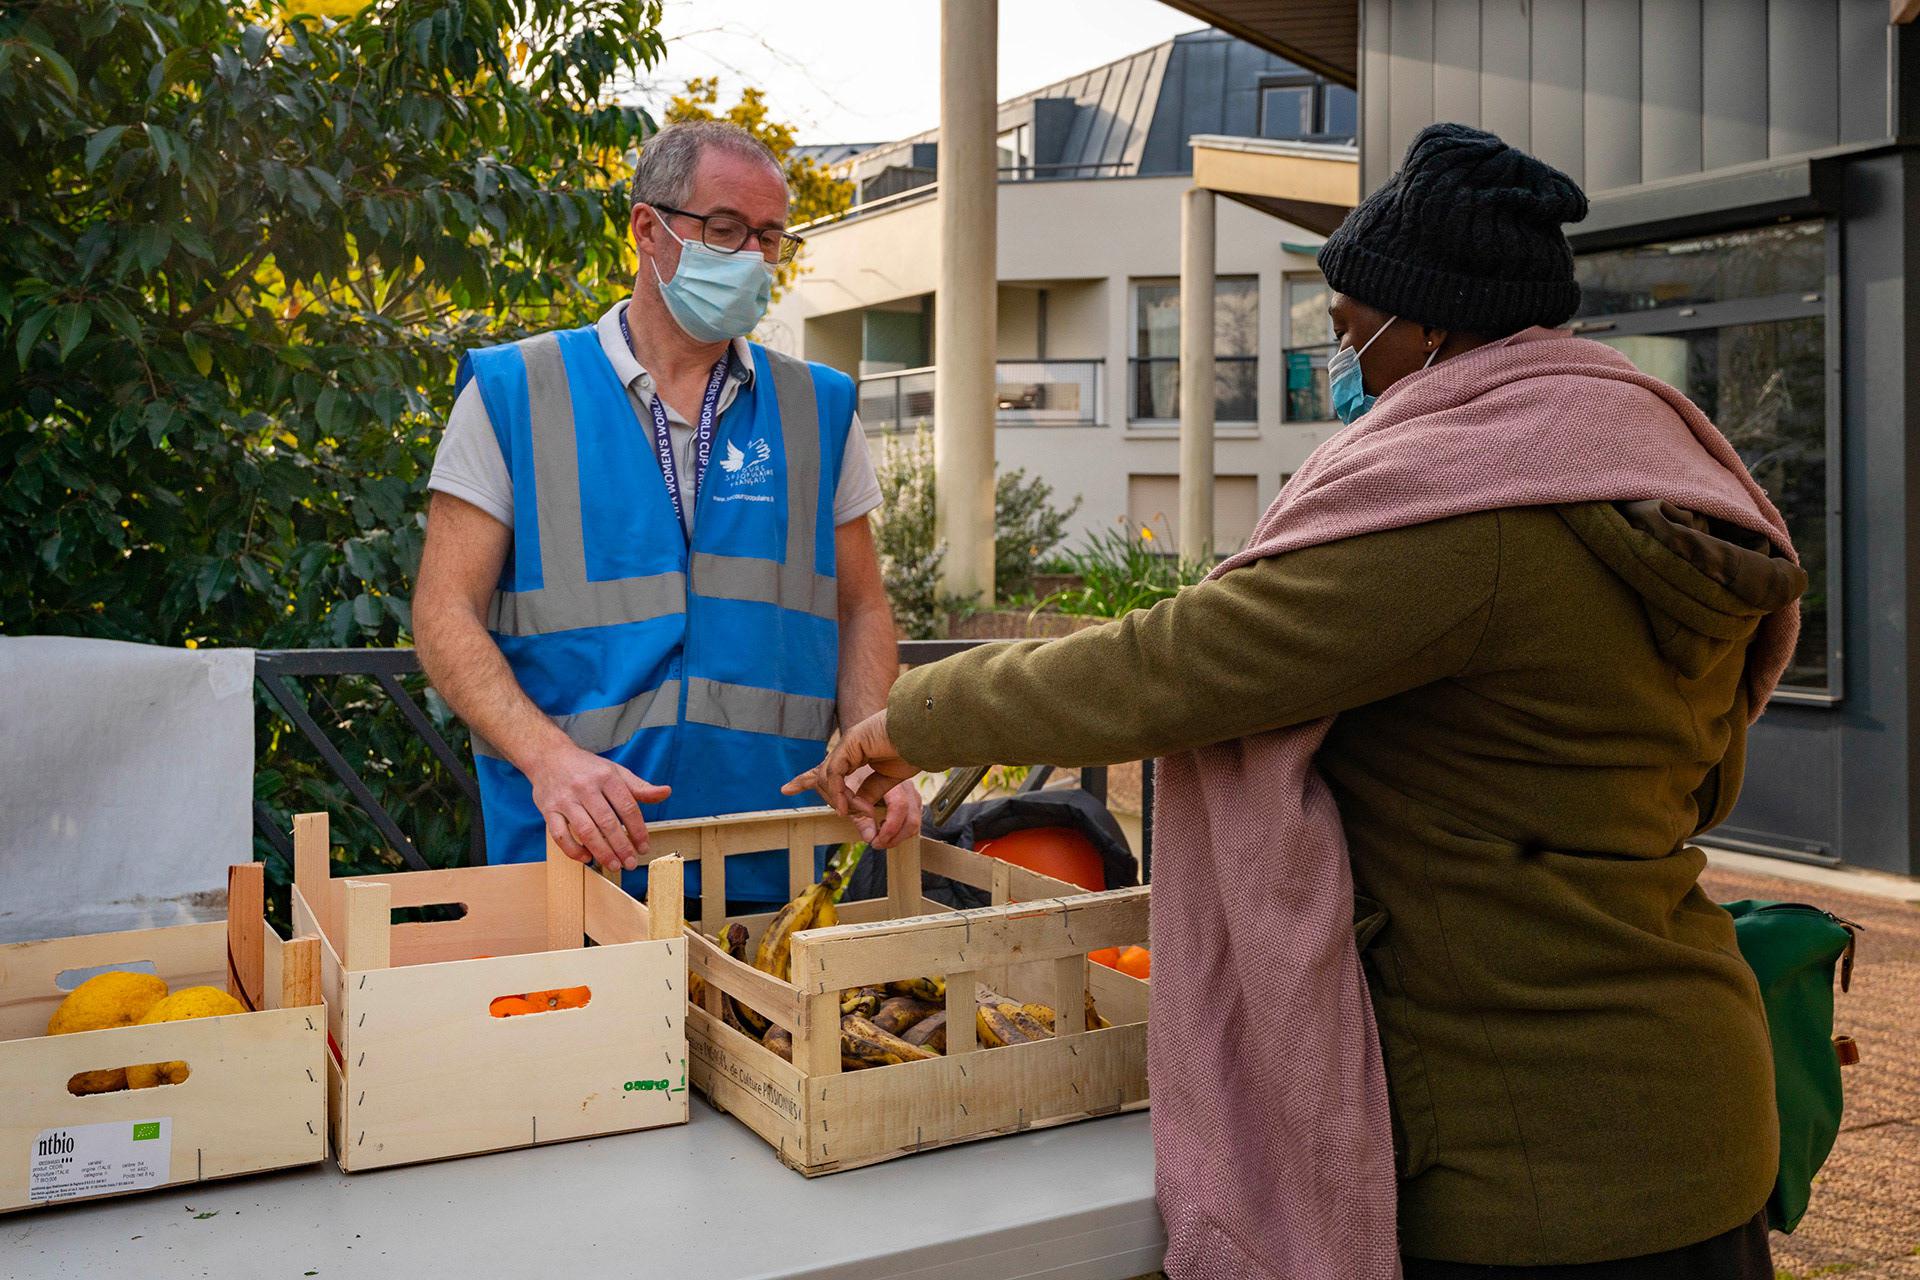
[1317,123,1589,335]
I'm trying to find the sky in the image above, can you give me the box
[633,0,1207,146]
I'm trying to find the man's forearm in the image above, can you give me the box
[416,608,569,772]
[836,599,899,728]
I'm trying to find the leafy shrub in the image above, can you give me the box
[869,428,1080,634]
[1043,521,1211,618]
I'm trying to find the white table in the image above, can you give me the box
[2,1104,1163,1279]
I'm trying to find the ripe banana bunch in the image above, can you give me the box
[841,1013,939,1070]
[762,1024,793,1061]
[977,999,1051,1048]
[841,985,885,1018]
[885,976,945,1003]
[717,924,770,1038]
[753,868,843,982]
[871,996,941,1036]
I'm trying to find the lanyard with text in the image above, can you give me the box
[621,305,731,533]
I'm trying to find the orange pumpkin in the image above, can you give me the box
[1116,946,1151,980]
[1088,947,1121,970]
[975,827,1106,891]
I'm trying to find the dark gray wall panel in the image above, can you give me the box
[1529,0,1586,184]
[1768,0,1839,157]
[1583,0,1641,191]
[1838,0,1888,144]
[1640,0,1703,181]
[1700,0,1768,170]
[1479,0,1532,156]
[1388,0,1437,169]
[1431,0,1482,126]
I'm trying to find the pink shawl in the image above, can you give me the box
[1149,328,1799,1278]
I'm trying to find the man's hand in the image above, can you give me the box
[783,711,921,828]
[851,774,922,849]
[526,742,671,873]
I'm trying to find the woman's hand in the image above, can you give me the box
[784,711,922,828]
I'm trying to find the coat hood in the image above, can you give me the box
[1560,499,1807,679]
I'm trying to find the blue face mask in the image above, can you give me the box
[1327,315,1394,424]
[650,208,775,342]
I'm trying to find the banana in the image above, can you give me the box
[841,1014,939,1069]
[753,870,841,980]
[717,923,769,1038]
[762,1024,793,1061]
[976,1002,1033,1049]
[885,976,945,1003]
[840,986,884,1018]
[902,1011,947,1053]
[1086,990,1111,1031]
[871,996,939,1036]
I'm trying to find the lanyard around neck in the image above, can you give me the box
[620,305,732,533]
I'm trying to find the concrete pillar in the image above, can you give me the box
[1178,186,1217,560]
[933,0,998,604]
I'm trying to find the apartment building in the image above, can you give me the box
[765,29,1358,552]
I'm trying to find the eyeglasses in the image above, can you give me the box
[650,204,805,265]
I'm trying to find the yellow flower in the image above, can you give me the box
[1139,526,1154,542]
[184,639,198,649]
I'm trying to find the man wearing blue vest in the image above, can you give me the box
[414,121,920,909]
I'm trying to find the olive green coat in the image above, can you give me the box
[887,501,1805,1265]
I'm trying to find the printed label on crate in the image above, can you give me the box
[29,1118,171,1203]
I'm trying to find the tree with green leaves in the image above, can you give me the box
[0,0,663,890]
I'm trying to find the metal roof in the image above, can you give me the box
[843,29,1343,186]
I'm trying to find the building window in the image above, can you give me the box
[1283,274,1334,421]
[1129,277,1258,424]
[1257,77,1359,143]
[997,124,1033,180]
[1573,220,1835,695]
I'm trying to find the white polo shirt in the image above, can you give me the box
[429,302,882,534]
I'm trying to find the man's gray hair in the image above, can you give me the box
[631,121,785,209]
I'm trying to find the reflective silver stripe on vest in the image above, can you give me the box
[489,571,687,636]
[487,332,687,638]
[689,552,836,620]
[684,677,835,742]
[471,680,683,759]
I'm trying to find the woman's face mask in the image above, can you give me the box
[1326,316,1440,424]
[649,208,775,342]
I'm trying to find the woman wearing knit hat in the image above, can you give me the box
[789,124,1800,1280]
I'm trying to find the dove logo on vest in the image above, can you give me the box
[714,436,775,502]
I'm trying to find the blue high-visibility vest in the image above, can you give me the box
[459,325,852,902]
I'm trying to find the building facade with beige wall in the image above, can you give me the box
[764,30,1356,554]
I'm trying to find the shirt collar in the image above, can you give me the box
[596,302,754,393]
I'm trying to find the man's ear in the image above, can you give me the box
[629,203,650,249]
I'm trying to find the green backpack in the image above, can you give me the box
[1723,899,1860,1233]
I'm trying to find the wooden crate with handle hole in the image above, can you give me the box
[651,806,1150,1176]
[0,862,325,1212]
[290,812,689,1171]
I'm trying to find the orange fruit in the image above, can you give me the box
[1116,946,1151,980]
[489,995,537,1017]
[1088,947,1121,969]
[526,986,591,1011]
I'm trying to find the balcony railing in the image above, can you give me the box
[859,359,1104,433]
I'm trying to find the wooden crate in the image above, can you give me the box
[290,812,689,1171]
[651,807,1151,1175]
[0,863,325,1212]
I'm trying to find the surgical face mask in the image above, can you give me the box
[1326,317,1439,424]
[649,208,774,342]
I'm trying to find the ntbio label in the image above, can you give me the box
[30,1118,171,1202]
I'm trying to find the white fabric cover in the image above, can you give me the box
[0,637,255,944]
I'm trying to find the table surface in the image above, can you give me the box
[2,1104,1163,1280]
